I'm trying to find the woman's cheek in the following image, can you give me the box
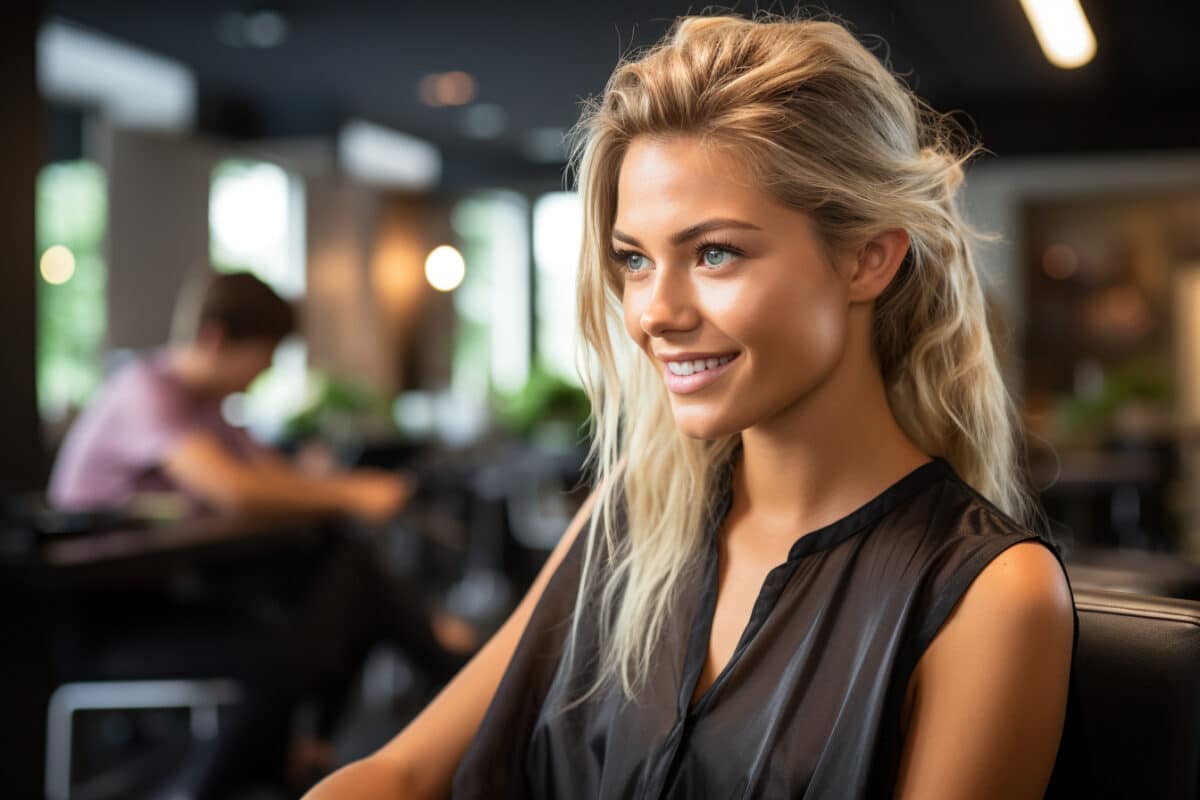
[743,286,846,381]
[787,302,849,383]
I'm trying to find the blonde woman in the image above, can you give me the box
[307,13,1077,799]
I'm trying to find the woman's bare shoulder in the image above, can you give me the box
[895,541,1074,799]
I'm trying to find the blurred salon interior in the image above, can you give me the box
[2,1,1199,798]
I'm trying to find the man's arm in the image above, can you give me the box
[161,432,411,521]
[894,541,1074,799]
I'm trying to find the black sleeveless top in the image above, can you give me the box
[453,456,1084,798]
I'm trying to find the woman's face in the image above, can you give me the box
[616,136,854,440]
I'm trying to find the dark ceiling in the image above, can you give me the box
[46,0,1200,186]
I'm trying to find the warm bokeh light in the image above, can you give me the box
[425,245,466,291]
[40,244,76,285]
[418,71,476,107]
[1019,0,1097,69]
[1042,243,1079,279]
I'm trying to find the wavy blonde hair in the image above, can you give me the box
[562,12,1038,704]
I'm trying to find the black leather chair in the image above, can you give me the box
[1071,587,1200,798]
[1067,547,1200,601]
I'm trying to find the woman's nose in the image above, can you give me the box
[639,270,699,337]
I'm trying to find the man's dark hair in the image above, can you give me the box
[197,272,296,343]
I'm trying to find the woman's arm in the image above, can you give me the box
[303,486,601,799]
[894,541,1074,800]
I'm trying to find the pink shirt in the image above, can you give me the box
[48,351,262,511]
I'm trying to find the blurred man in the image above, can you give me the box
[47,272,472,798]
[49,271,409,520]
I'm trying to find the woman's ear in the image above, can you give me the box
[847,229,910,303]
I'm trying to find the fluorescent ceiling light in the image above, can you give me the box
[338,119,442,190]
[38,19,196,130]
[1019,0,1097,69]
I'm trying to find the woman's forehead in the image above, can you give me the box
[613,138,794,238]
[618,137,752,188]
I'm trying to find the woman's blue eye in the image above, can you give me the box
[703,248,731,267]
[627,253,648,271]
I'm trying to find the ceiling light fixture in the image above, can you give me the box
[38,19,196,131]
[419,71,476,107]
[216,8,289,49]
[1019,0,1097,69]
[339,119,442,190]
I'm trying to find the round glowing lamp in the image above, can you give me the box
[40,245,76,285]
[425,245,465,292]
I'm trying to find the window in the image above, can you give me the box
[450,191,531,397]
[209,159,305,298]
[533,191,583,386]
[37,160,107,422]
[209,158,308,440]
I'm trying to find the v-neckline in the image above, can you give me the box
[679,454,951,718]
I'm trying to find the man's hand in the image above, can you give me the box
[340,470,417,523]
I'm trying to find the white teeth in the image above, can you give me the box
[667,354,736,376]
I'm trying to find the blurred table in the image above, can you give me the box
[0,510,334,797]
[31,511,329,589]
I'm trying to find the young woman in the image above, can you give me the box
[307,13,1076,799]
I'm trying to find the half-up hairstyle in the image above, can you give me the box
[563,11,1038,705]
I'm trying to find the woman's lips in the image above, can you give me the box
[663,354,739,394]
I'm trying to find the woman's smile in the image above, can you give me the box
[660,352,740,394]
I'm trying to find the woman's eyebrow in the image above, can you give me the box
[611,218,762,249]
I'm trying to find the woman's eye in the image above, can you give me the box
[626,252,649,272]
[702,248,732,267]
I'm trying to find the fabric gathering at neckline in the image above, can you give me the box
[704,452,955,563]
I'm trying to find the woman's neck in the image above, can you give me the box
[730,349,929,547]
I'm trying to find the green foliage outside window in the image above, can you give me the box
[36,160,107,421]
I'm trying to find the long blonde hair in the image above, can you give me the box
[563,12,1038,704]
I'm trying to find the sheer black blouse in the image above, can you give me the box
[453,456,1082,798]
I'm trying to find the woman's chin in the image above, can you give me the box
[671,408,741,441]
